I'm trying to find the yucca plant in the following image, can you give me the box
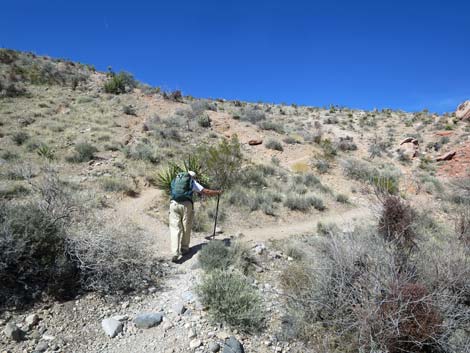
[36,144,55,160]
[155,163,181,195]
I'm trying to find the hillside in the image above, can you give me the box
[0,49,469,353]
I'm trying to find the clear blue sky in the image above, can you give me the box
[2,0,469,113]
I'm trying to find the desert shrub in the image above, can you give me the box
[0,150,19,161]
[123,143,160,164]
[0,177,78,307]
[11,131,29,145]
[319,139,337,159]
[197,114,211,127]
[122,104,137,116]
[455,206,470,245]
[336,136,357,151]
[103,71,137,94]
[198,240,255,274]
[100,177,137,196]
[68,223,155,292]
[196,136,243,189]
[259,121,284,134]
[378,195,418,250]
[279,226,453,352]
[342,158,400,193]
[197,270,264,332]
[191,100,216,114]
[240,107,265,123]
[314,159,330,174]
[0,184,30,200]
[283,136,298,144]
[284,194,325,212]
[265,139,283,151]
[336,193,349,203]
[67,142,98,163]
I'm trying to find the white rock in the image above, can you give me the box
[25,314,39,327]
[189,339,202,349]
[101,318,123,338]
[188,328,196,338]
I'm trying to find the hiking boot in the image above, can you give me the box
[171,255,180,263]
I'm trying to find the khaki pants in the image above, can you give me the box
[169,200,194,257]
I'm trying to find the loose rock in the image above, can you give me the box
[34,341,48,352]
[189,339,202,349]
[134,312,163,329]
[223,336,244,353]
[25,314,40,327]
[209,342,221,352]
[3,323,24,342]
[101,318,123,338]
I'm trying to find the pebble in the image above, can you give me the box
[189,339,202,349]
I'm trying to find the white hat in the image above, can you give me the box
[188,171,196,177]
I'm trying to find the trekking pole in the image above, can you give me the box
[211,193,220,239]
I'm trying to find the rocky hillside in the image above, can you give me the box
[0,49,469,353]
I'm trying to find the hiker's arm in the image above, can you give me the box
[201,188,222,197]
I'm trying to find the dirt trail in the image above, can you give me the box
[111,188,372,256]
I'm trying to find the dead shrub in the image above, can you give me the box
[379,282,443,353]
[378,195,418,250]
[67,222,156,293]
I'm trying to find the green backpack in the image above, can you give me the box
[170,172,193,202]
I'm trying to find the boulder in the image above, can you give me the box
[399,138,419,159]
[223,336,245,353]
[436,151,456,161]
[134,312,163,329]
[248,139,263,146]
[456,100,470,120]
[400,137,414,145]
[101,318,123,338]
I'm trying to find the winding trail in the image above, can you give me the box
[110,188,373,257]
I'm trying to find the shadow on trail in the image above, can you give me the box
[175,237,232,264]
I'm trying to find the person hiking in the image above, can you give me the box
[169,171,222,262]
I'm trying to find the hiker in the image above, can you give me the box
[169,171,222,262]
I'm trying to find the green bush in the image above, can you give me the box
[103,71,137,94]
[122,104,137,116]
[240,107,265,123]
[265,139,283,151]
[197,270,264,332]
[67,142,98,163]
